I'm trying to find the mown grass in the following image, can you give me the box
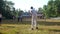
[0,20,60,34]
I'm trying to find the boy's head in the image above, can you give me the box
[31,6,33,9]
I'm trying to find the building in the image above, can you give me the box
[22,12,44,19]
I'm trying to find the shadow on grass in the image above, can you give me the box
[2,20,60,26]
[0,32,3,34]
[38,21,60,26]
[37,28,60,33]
[49,29,60,32]
[6,26,15,28]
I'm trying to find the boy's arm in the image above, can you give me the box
[29,10,32,15]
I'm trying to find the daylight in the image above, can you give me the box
[0,0,60,34]
[8,0,49,11]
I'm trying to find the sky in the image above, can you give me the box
[8,0,49,11]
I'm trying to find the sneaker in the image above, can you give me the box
[31,28,34,30]
[36,27,38,29]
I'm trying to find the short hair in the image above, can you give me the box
[31,6,33,9]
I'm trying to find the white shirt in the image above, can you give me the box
[30,8,37,16]
[0,14,2,18]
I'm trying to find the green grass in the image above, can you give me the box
[0,20,60,34]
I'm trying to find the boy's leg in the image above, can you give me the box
[31,16,34,30]
[34,16,38,29]
[34,16,36,27]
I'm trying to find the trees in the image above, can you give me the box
[18,9,24,16]
[0,0,5,13]
[43,5,48,18]
[38,8,43,13]
[4,0,15,19]
[43,0,60,18]
[0,0,15,19]
[54,0,60,16]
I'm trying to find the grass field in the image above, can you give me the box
[0,19,60,34]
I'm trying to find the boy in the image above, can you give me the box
[30,6,38,30]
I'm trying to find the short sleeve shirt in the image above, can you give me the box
[31,8,37,16]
